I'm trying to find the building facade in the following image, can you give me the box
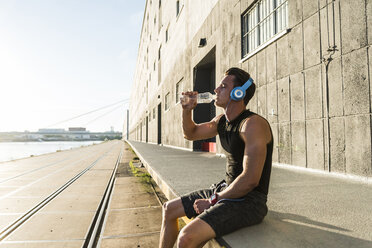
[128,0,372,179]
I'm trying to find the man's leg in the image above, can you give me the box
[159,197,186,248]
[177,218,216,248]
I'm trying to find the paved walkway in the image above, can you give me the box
[98,142,162,248]
[127,140,372,248]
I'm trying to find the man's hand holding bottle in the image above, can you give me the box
[180,91,198,111]
[181,91,216,111]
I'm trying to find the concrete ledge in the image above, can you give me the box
[126,140,372,248]
[127,141,178,201]
[127,140,223,247]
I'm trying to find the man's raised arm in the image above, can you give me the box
[181,91,221,141]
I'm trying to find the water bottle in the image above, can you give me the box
[180,92,216,104]
[196,92,216,104]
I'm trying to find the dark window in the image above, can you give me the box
[165,92,170,111]
[176,80,183,104]
[176,1,180,16]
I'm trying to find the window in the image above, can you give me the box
[176,1,180,16]
[147,13,149,30]
[158,59,162,83]
[158,45,161,60]
[175,79,183,104]
[146,80,148,103]
[146,47,149,69]
[153,107,156,119]
[165,92,170,111]
[242,0,288,58]
[165,28,169,42]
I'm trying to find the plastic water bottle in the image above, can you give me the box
[180,92,216,104]
[196,92,216,104]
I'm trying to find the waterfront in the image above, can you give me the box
[0,141,103,163]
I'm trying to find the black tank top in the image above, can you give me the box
[217,110,273,195]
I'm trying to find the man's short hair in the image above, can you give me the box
[225,67,256,105]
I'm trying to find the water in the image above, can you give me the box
[180,92,216,104]
[196,92,216,103]
[0,141,103,163]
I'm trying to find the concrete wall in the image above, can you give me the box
[129,0,372,179]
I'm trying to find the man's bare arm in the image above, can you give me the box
[181,91,222,141]
[182,110,222,141]
[217,115,270,199]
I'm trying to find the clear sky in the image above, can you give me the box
[0,0,145,133]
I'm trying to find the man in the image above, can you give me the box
[159,67,273,248]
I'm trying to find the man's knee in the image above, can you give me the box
[177,228,195,248]
[177,218,216,247]
[162,199,184,221]
[162,201,170,218]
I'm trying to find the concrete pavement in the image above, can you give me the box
[127,140,372,248]
[0,140,168,248]
[98,142,162,248]
[0,140,122,247]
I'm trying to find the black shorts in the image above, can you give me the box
[180,183,268,237]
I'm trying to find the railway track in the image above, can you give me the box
[0,140,123,247]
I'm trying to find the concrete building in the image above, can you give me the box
[128,0,372,179]
[38,129,65,133]
[68,127,87,132]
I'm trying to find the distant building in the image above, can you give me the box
[38,128,65,133]
[129,0,372,179]
[68,127,87,132]
[0,129,121,142]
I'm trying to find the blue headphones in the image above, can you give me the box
[230,78,253,101]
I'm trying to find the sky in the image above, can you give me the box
[0,0,145,133]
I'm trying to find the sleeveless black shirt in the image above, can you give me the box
[217,110,273,195]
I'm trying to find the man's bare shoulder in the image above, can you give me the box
[240,114,272,143]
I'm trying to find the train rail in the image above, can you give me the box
[83,146,122,248]
[0,140,123,247]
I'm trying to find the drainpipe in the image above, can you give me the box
[322,0,338,172]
